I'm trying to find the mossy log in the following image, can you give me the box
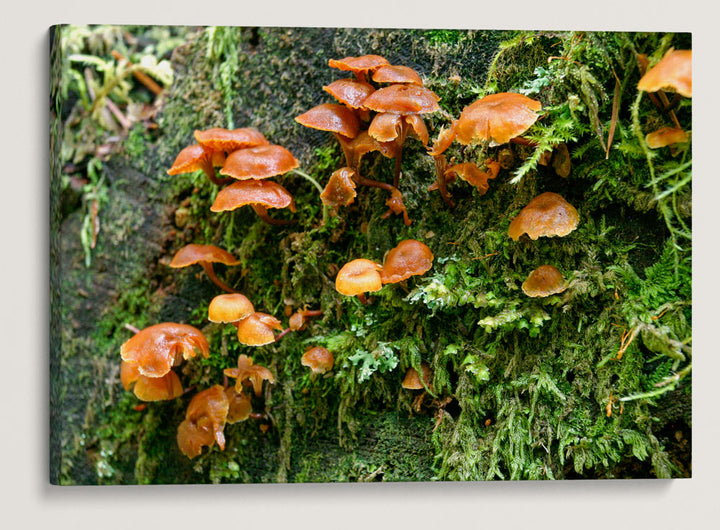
[50,26,691,484]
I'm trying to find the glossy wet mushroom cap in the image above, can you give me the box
[372,64,423,85]
[328,54,390,76]
[455,92,542,146]
[380,240,434,284]
[210,179,296,213]
[295,103,361,139]
[208,293,255,324]
[507,192,579,241]
[120,361,184,401]
[637,49,692,98]
[335,258,383,296]
[193,127,269,152]
[219,144,299,181]
[167,144,216,176]
[169,244,241,269]
[522,265,568,298]
[235,312,283,346]
[323,79,376,109]
[362,84,440,115]
[301,346,335,374]
[120,322,210,378]
[224,387,253,424]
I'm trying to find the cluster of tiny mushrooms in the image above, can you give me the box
[118,49,691,459]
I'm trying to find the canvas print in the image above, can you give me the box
[50,25,692,484]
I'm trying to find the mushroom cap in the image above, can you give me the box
[521,265,568,297]
[372,65,423,85]
[169,244,241,268]
[323,79,376,109]
[301,346,334,374]
[455,92,542,146]
[368,113,403,142]
[295,103,361,139]
[235,312,283,346]
[362,84,440,115]
[120,322,210,378]
[219,144,299,180]
[637,49,692,98]
[402,363,433,390]
[335,258,383,296]
[444,162,495,194]
[328,54,390,74]
[208,293,255,323]
[210,179,296,213]
[223,354,275,395]
[225,387,252,424]
[348,131,399,165]
[507,192,579,241]
[177,385,229,458]
[320,167,357,208]
[120,361,183,401]
[645,126,689,149]
[193,127,269,152]
[380,239,434,284]
[167,144,213,175]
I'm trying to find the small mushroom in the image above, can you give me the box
[328,54,390,82]
[323,78,376,110]
[295,103,360,167]
[169,244,241,293]
[288,308,323,331]
[194,127,269,152]
[371,64,423,86]
[208,293,255,324]
[219,144,299,181]
[120,360,183,402]
[380,239,434,285]
[645,126,689,149]
[223,354,275,395]
[210,179,296,225]
[401,363,433,391]
[167,143,229,186]
[235,312,284,346]
[301,346,334,374]
[224,387,253,424]
[637,49,692,99]
[521,265,568,298]
[335,258,383,304]
[176,385,229,459]
[507,192,579,241]
[120,322,210,379]
[320,167,358,209]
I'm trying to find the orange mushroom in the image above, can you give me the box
[120,360,184,402]
[320,167,358,209]
[323,78,376,110]
[288,308,323,331]
[439,161,498,195]
[295,103,360,167]
[645,126,689,149]
[176,385,229,459]
[301,346,334,374]
[210,179,296,225]
[223,354,275,395]
[521,265,568,298]
[169,244,241,293]
[363,84,440,188]
[335,258,383,304]
[401,362,433,391]
[637,49,692,99]
[380,239,434,284]
[219,144,299,181]
[328,54,390,82]
[208,293,255,324]
[194,127,269,152]
[371,64,423,86]
[224,387,253,424]
[120,322,210,379]
[167,143,229,186]
[235,312,284,346]
[507,192,579,241]
[453,92,542,147]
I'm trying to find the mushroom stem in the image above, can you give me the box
[299,309,323,318]
[392,123,409,189]
[251,204,296,226]
[509,136,538,147]
[655,90,683,130]
[199,160,234,187]
[200,262,238,294]
[357,293,369,305]
[334,133,356,168]
[274,328,292,342]
[433,154,455,208]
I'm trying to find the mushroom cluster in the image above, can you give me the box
[296,54,441,225]
[335,239,434,303]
